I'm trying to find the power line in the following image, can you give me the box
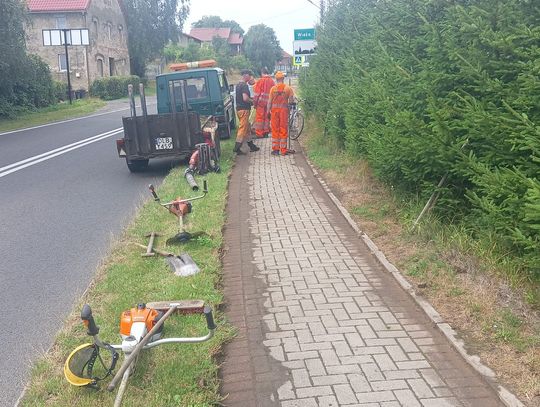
[305,0,321,10]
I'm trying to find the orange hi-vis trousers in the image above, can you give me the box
[271,108,289,155]
[253,100,270,137]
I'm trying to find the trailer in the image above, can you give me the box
[116,81,219,172]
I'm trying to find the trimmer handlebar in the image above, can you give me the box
[81,304,100,336]
[150,181,209,209]
[148,184,159,201]
[204,306,216,330]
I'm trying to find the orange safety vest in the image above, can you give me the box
[254,76,275,106]
[269,83,293,110]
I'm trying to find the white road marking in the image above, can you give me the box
[0,102,156,136]
[0,128,123,178]
[0,107,129,136]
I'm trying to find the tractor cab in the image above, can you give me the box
[156,60,235,139]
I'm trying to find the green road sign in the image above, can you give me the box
[294,28,315,41]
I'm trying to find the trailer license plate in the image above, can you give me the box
[155,137,173,150]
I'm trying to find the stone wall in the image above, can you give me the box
[86,0,130,85]
[26,0,130,91]
[26,13,89,90]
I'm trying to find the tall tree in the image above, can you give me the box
[243,24,281,73]
[0,0,57,117]
[192,15,244,35]
[0,0,28,114]
[124,0,190,76]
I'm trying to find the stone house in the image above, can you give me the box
[188,28,244,55]
[275,50,293,74]
[25,0,130,91]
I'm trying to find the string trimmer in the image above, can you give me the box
[64,301,215,407]
[148,180,208,243]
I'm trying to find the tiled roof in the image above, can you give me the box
[228,33,243,45]
[27,0,90,12]
[189,28,232,42]
[277,50,293,65]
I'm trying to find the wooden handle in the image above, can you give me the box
[107,305,177,391]
[131,242,173,257]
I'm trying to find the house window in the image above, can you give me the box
[58,54,67,71]
[109,57,115,76]
[107,23,112,41]
[55,15,67,29]
[92,17,98,39]
[97,59,104,77]
[118,25,123,42]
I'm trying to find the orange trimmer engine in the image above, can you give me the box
[120,304,164,340]
[168,199,192,218]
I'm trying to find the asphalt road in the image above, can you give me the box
[0,98,179,406]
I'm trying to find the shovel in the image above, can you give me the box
[132,243,201,277]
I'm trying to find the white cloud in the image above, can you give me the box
[184,0,319,54]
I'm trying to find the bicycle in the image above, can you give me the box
[288,100,305,140]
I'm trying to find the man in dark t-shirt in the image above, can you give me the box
[234,69,260,155]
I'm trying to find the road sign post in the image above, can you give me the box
[42,28,89,104]
[63,31,72,104]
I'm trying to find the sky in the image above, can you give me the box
[183,0,320,54]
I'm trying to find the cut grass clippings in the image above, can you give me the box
[0,98,106,133]
[300,118,540,406]
[20,140,235,407]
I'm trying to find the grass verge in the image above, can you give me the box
[301,118,540,405]
[20,140,235,407]
[0,98,106,133]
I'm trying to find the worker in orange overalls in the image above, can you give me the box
[267,71,295,156]
[252,68,275,138]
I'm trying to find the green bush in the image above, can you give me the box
[89,75,144,100]
[0,54,60,118]
[52,81,67,101]
[301,0,540,279]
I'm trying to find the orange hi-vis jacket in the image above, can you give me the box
[253,75,275,136]
[268,83,294,154]
[254,75,275,107]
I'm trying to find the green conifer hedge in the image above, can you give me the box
[301,0,540,278]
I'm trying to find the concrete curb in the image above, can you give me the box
[302,152,525,407]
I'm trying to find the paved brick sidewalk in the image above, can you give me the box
[220,139,503,407]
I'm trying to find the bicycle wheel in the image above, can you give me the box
[289,110,305,140]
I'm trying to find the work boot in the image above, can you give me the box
[233,142,246,155]
[247,141,260,152]
[271,150,280,156]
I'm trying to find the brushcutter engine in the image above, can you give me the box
[120,304,164,345]
[168,200,192,218]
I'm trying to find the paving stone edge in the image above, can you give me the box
[301,150,525,407]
